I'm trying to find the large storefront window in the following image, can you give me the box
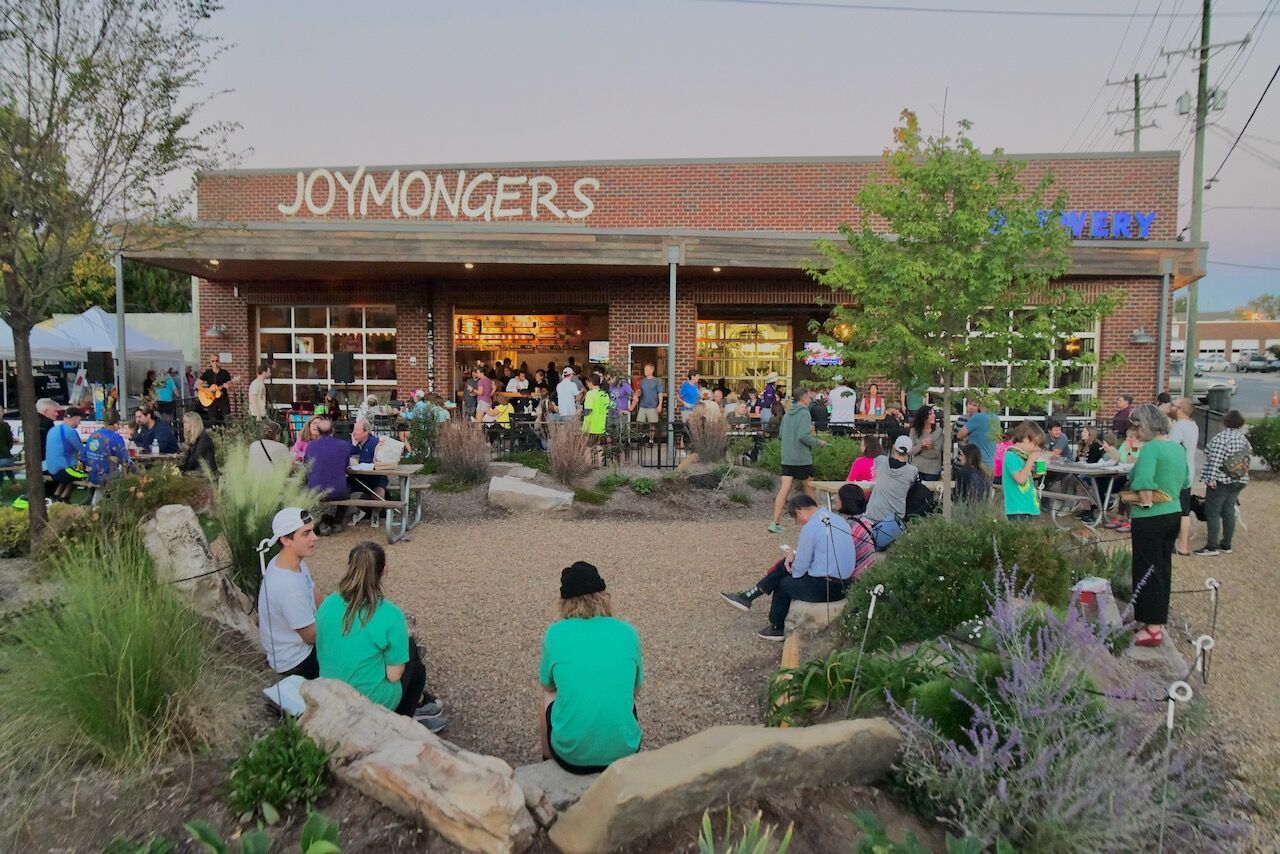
[696,322,793,392]
[256,306,396,406]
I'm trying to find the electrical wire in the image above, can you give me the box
[1206,60,1280,185]
[694,0,1265,17]
[1064,0,1146,150]
[1208,260,1280,270]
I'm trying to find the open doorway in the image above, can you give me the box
[628,345,668,383]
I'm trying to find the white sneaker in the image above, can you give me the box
[346,510,366,527]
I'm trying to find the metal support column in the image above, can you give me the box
[114,254,127,412]
[1157,258,1173,395]
[665,245,680,461]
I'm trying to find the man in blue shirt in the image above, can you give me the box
[84,410,131,486]
[957,400,997,470]
[154,367,180,418]
[45,408,88,502]
[720,494,857,641]
[678,369,701,420]
[133,404,179,453]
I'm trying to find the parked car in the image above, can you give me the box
[1195,354,1229,372]
[1238,354,1276,373]
[1170,371,1237,404]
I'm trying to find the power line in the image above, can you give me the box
[1083,1,1171,151]
[694,0,1265,17]
[1064,0,1145,149]
[1206,60,1280,185]
[1209,260,1280,271]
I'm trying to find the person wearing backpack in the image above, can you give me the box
[1195,409,1252,556]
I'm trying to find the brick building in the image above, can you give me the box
[127,151,1204,421]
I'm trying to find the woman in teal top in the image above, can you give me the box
[315,543,445,727]
[539,562,643,774]
[1125,404,1190,648]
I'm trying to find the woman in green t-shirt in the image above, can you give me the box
[315,543,446,729]
[1126,404,1191,648]
[538,562,644,774]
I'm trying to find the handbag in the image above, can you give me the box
[1189,492,1206,521]
[1118,489,1172,506]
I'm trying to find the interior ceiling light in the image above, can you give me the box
[464,262,475,269]
[208,259,220,266]
[712,266,721,273]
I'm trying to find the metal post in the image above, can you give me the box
[1157,258,1173,395]
[1182,0,1211,399]
[1132,73,1142,152]
[665,245,680,461]
[114,253,127,411]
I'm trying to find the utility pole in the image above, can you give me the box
[1162,0,1249,397]
[1107,72,1166,151]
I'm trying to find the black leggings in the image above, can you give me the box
[393,638,429,717]
[1131,513,1180,626]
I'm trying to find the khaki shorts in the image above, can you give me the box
[636,407,659,423]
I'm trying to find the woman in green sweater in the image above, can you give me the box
[1126,404,1190,648]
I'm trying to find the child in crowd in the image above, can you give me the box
[1002,421,1045,522]
[953,443,991,505]
[1102,428,1143,532]
[539,562,643,774]
[315,541,446,731]
[847,435,882,482]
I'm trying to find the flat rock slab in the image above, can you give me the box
[490,462,538,480]
[300,679,535,854]
[1124,631,1189,681]
[514,760,599,812]
[488,476,573,512]
[549,719,899,854]
[784,600,845,636]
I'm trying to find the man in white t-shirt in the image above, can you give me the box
[506,369,530,394]
[555,367,580,421]
[247,421,291,474]
[247,362,271,420]
[1167,396,1200,555]
[257,507,322,678]
[828,376,857,431]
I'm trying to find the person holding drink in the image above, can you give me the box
[1002,420,1046,522]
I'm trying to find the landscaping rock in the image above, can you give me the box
[141,504,256,644]
[784,600,845,636]
[1124,630,1190,681]
[299,679,535,854]
[490,462,538,480]
[549,719,899,853]
[487,476,573,512]
[514,760,598,812]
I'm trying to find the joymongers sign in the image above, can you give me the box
[278,167,600,221]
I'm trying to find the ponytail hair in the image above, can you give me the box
[339,541,387,634]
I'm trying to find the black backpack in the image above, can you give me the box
[905,478,940,520]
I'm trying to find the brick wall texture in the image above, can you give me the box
[194,155,1179,418]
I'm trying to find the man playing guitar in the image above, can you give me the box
[198,354,236,425]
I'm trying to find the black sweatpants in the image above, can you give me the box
[756,558,850,631]
[1131,513,1180,626]
[393,638,429,717]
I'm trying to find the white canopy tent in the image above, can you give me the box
[50,306,183,363]
[0,320,85,362]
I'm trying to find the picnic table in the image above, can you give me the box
[330,463,426,545]
[810,478,945,512]
[134,452,181,465]
[1039,458,1131,531]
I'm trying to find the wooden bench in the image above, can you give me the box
[319,497,407,544]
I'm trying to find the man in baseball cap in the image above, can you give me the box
[44,406,87,503]
[864,434,919,526]
[257,507,322,679]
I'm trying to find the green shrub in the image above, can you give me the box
[1247,414,1280,471]
[746,471,775,491]
[698,805,792,854]
[404,414,439,463]
[574,486,610,505]
[1093,546,1133,603]
[228,718,331,823]
[431,477,476,493]
[757,433,859,481]
[841,511,1078,651]
[215,442,320,600]
[211,418,267,469]
[0,533,217,768]
[99,464,210,529]
[496,450,552,473]
[0,506,27,557]
[186,811,341,854]
[597,472,632,491]
[728,490,752,506]
[435,420,490,484]
[630,477,657,495]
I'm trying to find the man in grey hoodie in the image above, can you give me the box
[768,388,827,534]
[866,434,919,523]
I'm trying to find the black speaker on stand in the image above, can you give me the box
[86,351,114,385]
[332,351,355,416]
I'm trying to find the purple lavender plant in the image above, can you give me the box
[890,559,1249,852]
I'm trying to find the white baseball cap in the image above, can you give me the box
[268,507,313,545]
[562,367,574,376]
[893,435,913,453]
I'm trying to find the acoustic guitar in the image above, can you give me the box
[197,376,234,407]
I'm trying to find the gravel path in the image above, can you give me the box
[1169,475,1280,846]
[303,518,784,765]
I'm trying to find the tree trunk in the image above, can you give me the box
[941,379,953,521]
[12,319,49,537]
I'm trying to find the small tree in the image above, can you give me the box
[0,0,232,531]
[1234,294,1280,321]
[808,112,1120,517]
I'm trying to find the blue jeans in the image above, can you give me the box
[1204,482,1245,550]
[0,457,14,481]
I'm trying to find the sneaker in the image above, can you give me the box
[346,509,367,528]
[1080,512,1099,525]
[1102,517,1122,529]
[720,591,753,612]
[370,514,382,529]
[1192,546,1219,557]
[767,523,783,534]
[1219,547,1232,555]
[418,697,446,717]
[755,625,785,642]
[413,708,447,734]
[1116,521,1131,533]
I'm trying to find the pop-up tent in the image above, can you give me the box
[50,306,184,362]
[0,319,85,362]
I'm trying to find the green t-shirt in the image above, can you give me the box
[539,616,644,768]
[1002,447,1040,516]
[315,593,410,710]
[582,388,610,435]
[1127,437,1190,519]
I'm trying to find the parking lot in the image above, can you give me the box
[1221,372,1280,417]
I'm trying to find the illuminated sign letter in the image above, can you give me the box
[1134,211,1157,239]
[1060,210,1088,238]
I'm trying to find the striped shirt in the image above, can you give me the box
[1201,428,1251,485]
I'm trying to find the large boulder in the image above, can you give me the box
[784,600,845,637]
[490,462,538,480]
[141,504,256,643]
[300,679,535,854]
[514,760,599,812]
[487,476,573,512]
[549,719,899,853]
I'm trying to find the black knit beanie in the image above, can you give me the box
[560,561,606,599]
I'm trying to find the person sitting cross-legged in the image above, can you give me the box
[539,562,643,775]
[722,493,858,641]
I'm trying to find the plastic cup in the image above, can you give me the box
[1034,459,1047,475]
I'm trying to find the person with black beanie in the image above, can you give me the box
[538,561,643,775]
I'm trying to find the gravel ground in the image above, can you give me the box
[303,516,786,765]
[1168,474,1280,848]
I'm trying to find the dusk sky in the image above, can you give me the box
[201,0,1278,311]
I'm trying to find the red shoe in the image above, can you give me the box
[1133,627,1164,647]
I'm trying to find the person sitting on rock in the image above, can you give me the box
[258,508,322,680]
[720,493,857,641]
[315,541,446,732]
[539,562,643,775]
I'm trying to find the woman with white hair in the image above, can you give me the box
[1126,404,1190,648]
